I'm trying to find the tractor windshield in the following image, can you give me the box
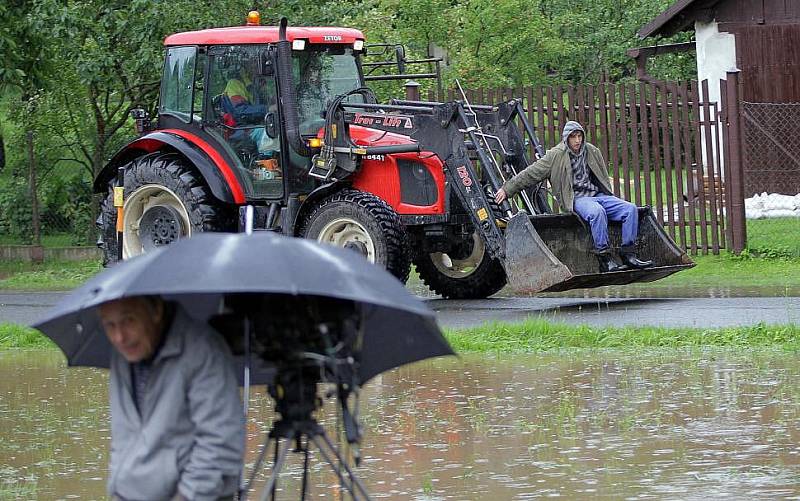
[293,46,363,135]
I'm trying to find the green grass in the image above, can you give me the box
[444,319,800,354]
[638,253,800,289]
[0,259,102,290]
[0,324,56,349]
[5,318,797,352]
[747,218,800,258]
[0,233,80,247]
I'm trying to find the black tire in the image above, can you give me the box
[413,232,507,299]
[97,152,232,265]
[299,190,411,283]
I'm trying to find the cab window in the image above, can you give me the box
[160,46,198,123]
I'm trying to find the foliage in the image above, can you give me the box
[0,176,33,242]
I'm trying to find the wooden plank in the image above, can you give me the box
[587,85,597,150]
[701,80,721,253]
[638,82,654,210]
[718,84,734,251]
[690,80,709,253]
[679,81,698,254]
[534,86,546,157]
[669,82,687,250]
[628,83,642,206]
[567,85,576,122]
[659,83,676,240]
[556,86,566,144]
[598,83,610,163]
[606,85,621,196]
[712,99,726,251]
[618,84,631,201]
[576,85,586,129]
[649,82,665,226]
[547,86,557,148]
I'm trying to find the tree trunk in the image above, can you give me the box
[27,129,44,262]
[0,133,5,171]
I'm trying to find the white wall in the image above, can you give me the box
[694,20,738,175]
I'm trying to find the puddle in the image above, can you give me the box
[2,350,799,499]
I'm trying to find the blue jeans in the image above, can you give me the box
[573,194,638,252]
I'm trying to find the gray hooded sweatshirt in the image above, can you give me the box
[562,121,600,199]
[108,305,245,501]
[502,120,613,211]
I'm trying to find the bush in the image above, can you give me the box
[0,176,33,243]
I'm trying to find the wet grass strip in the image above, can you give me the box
[4,319,798,352]
[0,324,56,349]
[0,259,102,290]
[445,319,800,353]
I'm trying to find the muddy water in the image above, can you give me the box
[2,350,800,499]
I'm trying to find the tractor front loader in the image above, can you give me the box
[95,14,692,299]
[313,93,694,294]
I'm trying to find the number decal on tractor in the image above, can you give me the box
[456,166,473,187]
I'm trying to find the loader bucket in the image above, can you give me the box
[502,208,695,293]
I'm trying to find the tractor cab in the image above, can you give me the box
[156,23,367,202]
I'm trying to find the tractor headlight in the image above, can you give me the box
[353,40,364,51]
[292,39,306,51]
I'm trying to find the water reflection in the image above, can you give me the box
[2,350,799,499]
[406,278,800,299]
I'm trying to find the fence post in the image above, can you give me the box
[724,71,747,253]
[404,80,421,102]
[26,130,44,263]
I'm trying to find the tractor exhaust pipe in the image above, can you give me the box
[276,17,313,158]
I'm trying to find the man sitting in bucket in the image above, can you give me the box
[495,120,653,272]
[98,296,245,501]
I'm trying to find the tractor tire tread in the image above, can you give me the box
[300,189,411,283]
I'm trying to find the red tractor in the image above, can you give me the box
[95,14,693,298]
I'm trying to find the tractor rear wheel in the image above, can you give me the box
[98,152,231,265]
[300,190,411,283]
[414,232,507,299]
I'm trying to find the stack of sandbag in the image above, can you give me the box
[745,192,800,219]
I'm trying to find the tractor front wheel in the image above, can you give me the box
[414,232,507,299]
[300,190,411,283]
[98,152,231,265]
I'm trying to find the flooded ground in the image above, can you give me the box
[406,279,800,300]
[2,350,800,500]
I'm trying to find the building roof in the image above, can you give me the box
[164,26,365,46]
[638,0,708,39]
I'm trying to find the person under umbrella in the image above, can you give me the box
[98,295,244,501]
[33,232,454,500]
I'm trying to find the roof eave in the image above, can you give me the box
[638,0,698,39]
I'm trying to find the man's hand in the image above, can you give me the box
[494,188,508,204]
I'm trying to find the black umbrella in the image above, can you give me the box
[32,232,453,385]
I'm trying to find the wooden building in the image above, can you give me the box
[635,0,800,196]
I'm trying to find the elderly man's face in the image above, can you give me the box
[99,297,165,362]
[568,131,583,153]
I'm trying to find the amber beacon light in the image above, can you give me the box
[246,10,261,26]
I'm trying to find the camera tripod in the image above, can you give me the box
[241,416,373,501]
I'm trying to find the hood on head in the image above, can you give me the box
[562,121,585,144]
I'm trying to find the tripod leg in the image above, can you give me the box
[301,437,310,500]
[259,439,292,501]
[311,432,373,501]
[240,431,273,501]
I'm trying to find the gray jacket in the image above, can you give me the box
[108,305,245,501]
[502,122,613,212]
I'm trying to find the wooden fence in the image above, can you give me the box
[427,80,740,255]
